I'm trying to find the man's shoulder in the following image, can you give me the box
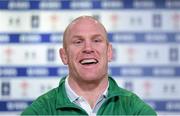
[37,87,58,102]
[108,77,156,115]
[35,77,66,103]
[21,78,67,115]
[21,86,61,115]
[108,76,135,97]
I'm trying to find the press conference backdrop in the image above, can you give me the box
[0,0,180,115]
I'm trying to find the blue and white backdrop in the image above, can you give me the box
[0,0,180,115]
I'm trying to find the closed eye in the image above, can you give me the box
[94,39,101,43]
[74,40,82,44]
[93,36,103,43]
[73,38,84,46]
[92,35,104,43]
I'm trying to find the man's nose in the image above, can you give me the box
[82,41,94,54]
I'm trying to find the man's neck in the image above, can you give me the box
[68,76,109,108]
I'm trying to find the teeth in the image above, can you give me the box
[80,59,97,64]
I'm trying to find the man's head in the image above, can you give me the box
[63,16,109,49]
[59,16,112,83]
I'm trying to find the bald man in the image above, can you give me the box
[21,16,156,115]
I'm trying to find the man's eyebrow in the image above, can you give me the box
[92,34,103,38]
[71,34,106,40]
[72,34,101,38]
[71,35,84,40]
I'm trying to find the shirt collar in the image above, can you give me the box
[65,76,109,103]
[65,76,79,102]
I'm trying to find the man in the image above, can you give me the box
[21,16,156,115]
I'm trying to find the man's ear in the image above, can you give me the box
[59,48,68,65]
[108,43,113,62]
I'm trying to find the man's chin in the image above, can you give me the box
[78,75,105,83]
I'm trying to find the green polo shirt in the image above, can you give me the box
[21,76,157,115]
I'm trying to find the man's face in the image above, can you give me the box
[60,18,112,82]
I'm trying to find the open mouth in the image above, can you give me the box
[79,58,98,65]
